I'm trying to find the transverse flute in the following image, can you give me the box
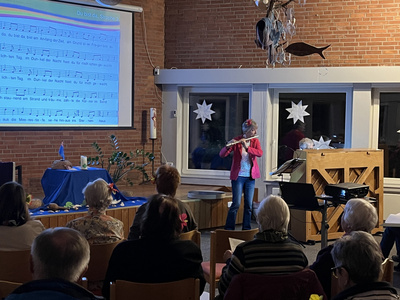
[226,135,259,147]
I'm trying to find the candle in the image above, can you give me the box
[150,108,157,139]
[80,155,87,169]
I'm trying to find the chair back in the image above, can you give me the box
[0,280,22,299]
[379,257,394,284]
[180,230,201,247]
[224,269,326,300]
[202,228,259,300]
[84,241,120,282]
[0,249,32,283]
[110,278,200,300]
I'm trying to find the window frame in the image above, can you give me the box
[372,87,400,189]
[180,86,252,178]
[267,86,354,181]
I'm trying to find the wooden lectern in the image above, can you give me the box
[288,148,383,243]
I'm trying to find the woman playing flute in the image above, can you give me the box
[219,119,263,230]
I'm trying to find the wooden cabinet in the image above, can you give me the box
[289,149,383,242]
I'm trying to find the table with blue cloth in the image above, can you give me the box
[41,167,131,207]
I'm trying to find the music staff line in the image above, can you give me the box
[1,64,118,82]
[0,21,119,43]
[0,42,118,63]
[0,107,118,119]
[0,86,118,99]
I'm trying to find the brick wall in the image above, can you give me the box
[164,0,400,68]
[0,0,165,195]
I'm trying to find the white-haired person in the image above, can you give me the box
[217,195,309,299]
[310,198,378,299]
[331,231,398,300]
[299,137,314,150]
[219,119,263,230]
[6,227,102,300]
[66,178,124,244]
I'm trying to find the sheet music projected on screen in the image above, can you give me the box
[0,0,134,128]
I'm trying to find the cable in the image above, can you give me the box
[140,10,156,69]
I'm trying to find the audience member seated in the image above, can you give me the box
[217,195,308,299]
[5,227,102,300]
[103,194,205,299]
[0,182,45,251]
[331,231,398,300]
[310,198,378,299]
[380,226,400,270]
[66,178,124,244]
[127,164,197,240]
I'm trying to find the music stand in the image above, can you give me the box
[270,158,305,178]
[279,181,333,249]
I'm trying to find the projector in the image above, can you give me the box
[324,183,369,201]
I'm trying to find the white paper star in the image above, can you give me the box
[313,136,332,149]
[193,100,215,124]
[286,100,310,124]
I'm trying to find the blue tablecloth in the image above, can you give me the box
[41,167,141,206]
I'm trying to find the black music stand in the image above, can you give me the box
[279,181,333,249]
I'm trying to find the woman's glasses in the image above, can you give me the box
[331,265,344,279]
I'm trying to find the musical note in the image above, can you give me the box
[44,70,52,77]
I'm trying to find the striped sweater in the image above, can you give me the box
[218,230,308,298]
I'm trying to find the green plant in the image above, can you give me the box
[88,134,154,185]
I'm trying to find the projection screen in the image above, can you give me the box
[0,0,137,128]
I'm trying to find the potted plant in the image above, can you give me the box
[88,134,154,185]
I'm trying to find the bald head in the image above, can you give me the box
[31,227,90,282]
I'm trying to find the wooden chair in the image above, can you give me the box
[379,257,394,284]
[224,269,326,300]
[0,280,22,299]
[0,249,32,283]
[201,228,259,300]
[180,230,201,247]
[82,241,120,292]
[109,278,200,300]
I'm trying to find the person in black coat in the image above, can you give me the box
[102,194,205,299]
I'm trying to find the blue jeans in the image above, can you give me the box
[225,176,255,230]
[380,227,400,258]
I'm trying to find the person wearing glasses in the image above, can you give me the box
[309,198,378,299]
[219,119,263,230]
[331,231,398,300]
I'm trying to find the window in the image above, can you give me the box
[187,92,249,170]
[277,93,346,166]
[378,93,400,178]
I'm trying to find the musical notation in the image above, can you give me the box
[0,64,118,81]
[0,86,118,100]
[0,43,118,63]
[0,107,118,120]
[0,21,119,43]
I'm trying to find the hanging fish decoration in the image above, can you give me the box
[284,42,330,59]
